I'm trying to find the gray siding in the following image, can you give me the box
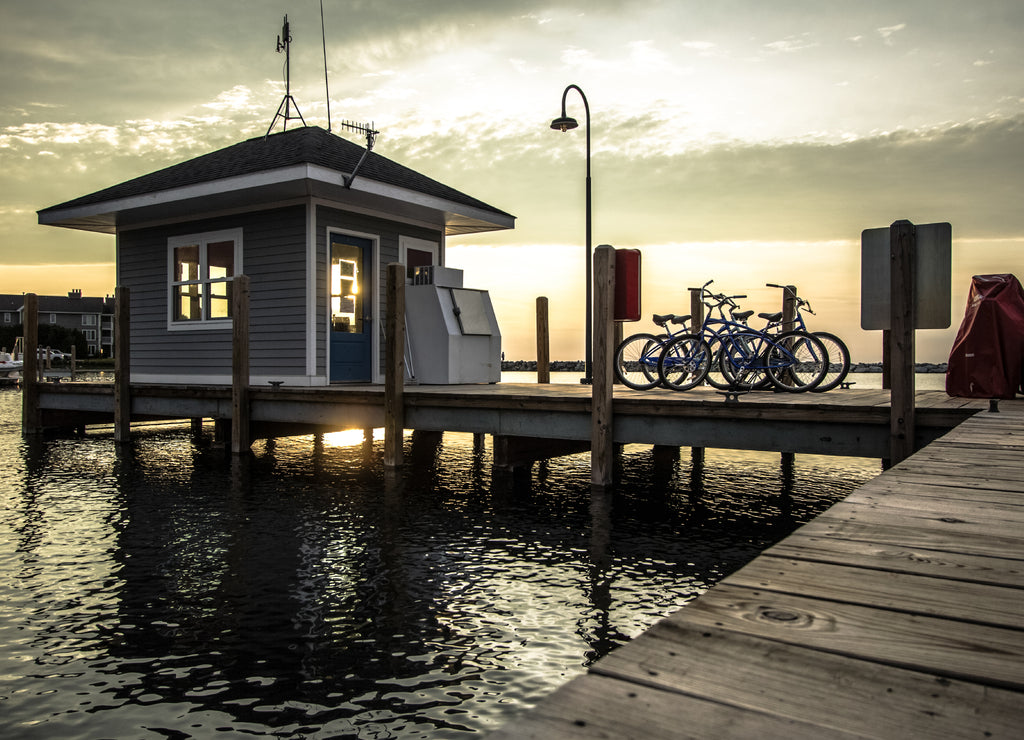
[117,206,307,380]
[316,206,442,377]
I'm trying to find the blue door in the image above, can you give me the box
[329,235,373,382]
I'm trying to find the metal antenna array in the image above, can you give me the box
[339,120,380,150]
[265,14,307,138]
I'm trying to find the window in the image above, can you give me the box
[168,229,241,328]
[84,329,97,342]
[400,236,439,279]
[3,312,10,323]
[50,313,57,324]
[82,314,97,326]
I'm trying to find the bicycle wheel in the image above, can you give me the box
[811,331,851,393]
[614,333,664,390]
[703,338,732,390]
[657,334,712,391]
[719,332,772,390]
[765,331,828,392]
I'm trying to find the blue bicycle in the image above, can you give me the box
[658,281,828,392]
[614,312,691,390]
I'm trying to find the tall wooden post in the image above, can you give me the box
[231,275,250,455]
[591,245,615,487]
[889,220,916,465]
[689,287,704,331]
[21,293,39,435]
[782,285,798,333]
[114,286,131,443]
[689,287,706,460]
[536,296,550,384]
[385,263,406,469]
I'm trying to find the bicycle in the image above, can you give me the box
[659,281,828,392]
[614,313,691,390]
[761,283,851,393]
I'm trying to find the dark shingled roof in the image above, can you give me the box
[39,125,513,219]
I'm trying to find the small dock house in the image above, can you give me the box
[37,126,514,385]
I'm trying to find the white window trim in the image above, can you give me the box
[82,314,97,326]
[399,236,439,267]
[167,228,243,331]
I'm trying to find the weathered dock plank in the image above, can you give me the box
[729,556,1024,628]
[767,533,1024,588]
[587,621,1022,740]
[488,401,1024,738]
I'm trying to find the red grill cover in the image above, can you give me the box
[946,274,1024,398]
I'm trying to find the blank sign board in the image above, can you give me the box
[860,222,952,330]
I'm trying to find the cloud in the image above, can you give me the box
[877,23,907,44]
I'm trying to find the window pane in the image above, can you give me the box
[207,240,234,281]
[207,280,233,320]
[331,241,363,333]
[174,284,203,321]
[174,244,201,282]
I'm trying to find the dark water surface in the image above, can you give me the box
[0,385,881,738]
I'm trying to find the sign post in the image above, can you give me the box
[861,220,951,466]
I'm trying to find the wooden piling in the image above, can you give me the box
[591,245,616,487]
[889,220,916,465]
[21,293,39,436]
[385,263,406,469]
[689,287,704,331]
[536,296,550,384]
[113,286,131,443]
[231,275,251,455]
[782,285,798,333]
[70,345,77,381]
[689,288,705,460]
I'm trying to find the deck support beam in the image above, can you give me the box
[493,435,590,470]
[21,293,40,436]
[536,296,550,384]
[114,286,131,443]
[591,245,616,487]
[385,263,406,469]
[889,220,916,465]
[231,275,251,455]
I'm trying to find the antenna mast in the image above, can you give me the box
[265,14,307,138]
[321,0,331,132]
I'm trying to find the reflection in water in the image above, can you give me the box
[0,389,880,738]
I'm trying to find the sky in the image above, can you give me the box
[2,0,1023,363]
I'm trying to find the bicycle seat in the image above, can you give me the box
[759,311,783,322]
[652,313,674,326]
[670,314,691,325]
[732,310,754,321]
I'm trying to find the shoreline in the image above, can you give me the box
[500,360,949,374]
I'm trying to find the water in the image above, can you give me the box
[0,380,884,738]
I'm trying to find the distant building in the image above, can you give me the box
[0,290,114,356]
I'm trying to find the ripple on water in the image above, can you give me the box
[0,394,880,738]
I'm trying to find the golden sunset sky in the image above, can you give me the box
[3,0,1023,362]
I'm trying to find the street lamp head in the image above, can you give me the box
[550,115,579,132]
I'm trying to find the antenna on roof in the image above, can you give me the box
[320,0,332,133]
[339,120,379,150]
[265,14,307,138]
[338,120,381,188]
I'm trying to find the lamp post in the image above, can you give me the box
[550,84,592,384]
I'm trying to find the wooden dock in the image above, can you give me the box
[487,399,1024,739]
[33,381,986,461]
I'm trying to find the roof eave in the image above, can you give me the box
[38,163,515,236]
